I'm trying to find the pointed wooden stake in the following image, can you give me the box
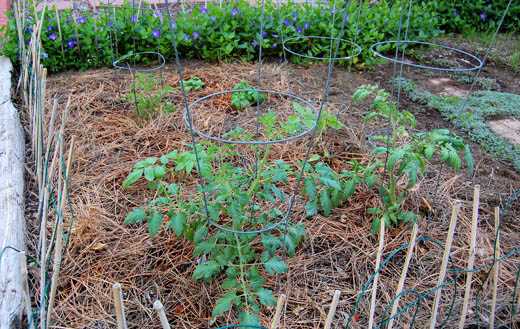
[458,185,480,329]
[430,201,461,329]
[153,300,171,329]
[388,223,418,329]
[368,219,385,329]
[324,290,341,329]
[112,283,128,329]
[270,294,286,329]
[489,207,500,329]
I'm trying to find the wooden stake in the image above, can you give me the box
[387,222,418,329]
[489,207,500,329]
[324,290,341,329]
[153,300,171,329]
[429,201,461,329]
[46,137,75,326]
[19,252,34,329]
[112,283,128,329]
[270,294,286,329]
[368,219,385,329]
[458,185,480,329]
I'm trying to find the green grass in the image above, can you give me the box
[396,78,520,172]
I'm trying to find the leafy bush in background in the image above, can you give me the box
[419,0,520,33]
[0,0,441,72]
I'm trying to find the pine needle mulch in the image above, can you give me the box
[28,60,520,328]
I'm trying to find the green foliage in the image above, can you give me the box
[418,0,520,33]
[350,84,473,232]
[121,110,343,323]
[511,51,520,72]
[397,78,520,172]
[182,76,205,92]
[0,0,441,72]
[231,81,266,111]
[124,72,175,118]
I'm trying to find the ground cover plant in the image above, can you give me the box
[0,0,441,72]
[397,77,520,172]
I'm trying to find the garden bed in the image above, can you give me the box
[23,57,520,328]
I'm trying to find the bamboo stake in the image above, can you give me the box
[54,5,65,57]
[38,136,61,329]
[489,207,500,329]
[429,201,461,329]
[368,219,385,329]
[270,294,286,329]
[387,222,418,329]
[46,137,75,326]
[19,252,34,329]
[112,283,128,329]
[458,185,480,329]
[324,290,341,329]
[153,300,171,329]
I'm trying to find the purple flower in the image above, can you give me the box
[153,9,162,18]
[261,31,268,38]
[67,38,77,49]
[183,33,191,41]
[25,27,33,34]
[343,13,349,23]
[47,25,55,31]
[192,31,200,39]
[271,43,277,49]
[479,11,487,21]
[76,16,86,24]
[200,6,208,14]
[131,15,138,23]
[152,29,161,38]
[296,26,303,34]
[48,32,57,41]
[303,22,310,30]
[252,40,258,48]
[231,7,239,17]
[108,21,114,27]
[210,15,216,22]
[283,18,291,27]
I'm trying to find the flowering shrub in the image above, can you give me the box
[0,0,441,72]
[420,0,520,33]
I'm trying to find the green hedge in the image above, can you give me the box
[419,0,520,33]
[0,0,441,72]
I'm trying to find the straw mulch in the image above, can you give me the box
[27,60,520,328]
